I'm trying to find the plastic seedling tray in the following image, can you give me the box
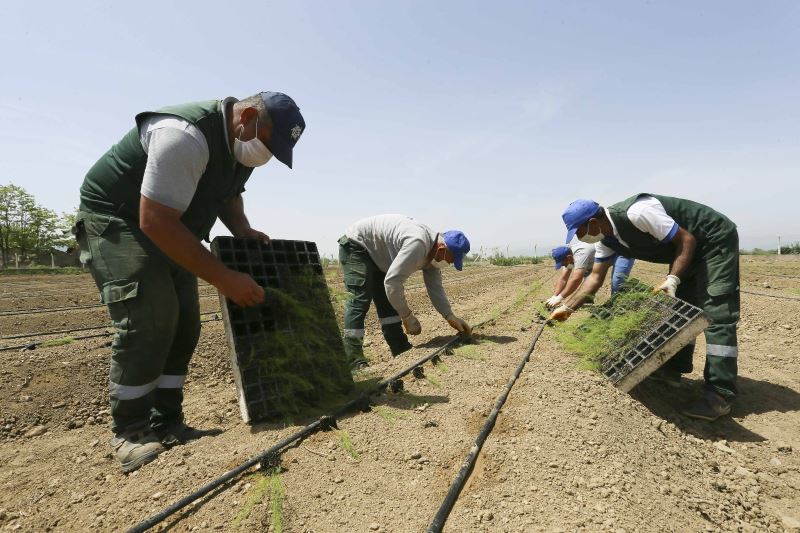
[211,237,353,423]
[581,279,711,392]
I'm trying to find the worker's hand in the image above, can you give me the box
[446,314,472,336]
[654,275,680,298]
[402,313,422,335]
[237,227,270,244]
[217,270,265,307]
[545,294,564,310]
[549,305,573,322]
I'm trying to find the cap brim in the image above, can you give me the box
[270,138,293,169]
[565,227,577,244]
[554,259,563,270]
[453,254,464,271]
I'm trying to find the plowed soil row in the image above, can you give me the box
[1,258,799,532]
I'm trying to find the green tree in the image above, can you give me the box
[0,183,74,266]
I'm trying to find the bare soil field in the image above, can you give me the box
[0,256,799,532]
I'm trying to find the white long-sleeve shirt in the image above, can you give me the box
[345,214,453,319]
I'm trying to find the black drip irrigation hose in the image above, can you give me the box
[427,320,549,533]
[0,293,221,317]
[741,289,800,302]
[124,297,531,533]
[0,311,222,341]
[0,315,222,352]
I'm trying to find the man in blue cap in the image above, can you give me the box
[549,195,740,422]
[338,215,472,369]
[546,241,635,310]
[75,91,305,472]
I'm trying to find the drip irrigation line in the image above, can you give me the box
[427,320,549,533]
[0,293,221,317]
[0,315,222,352]
[741,290,800,302]
[125,285,540,533]
[2,323,112,340]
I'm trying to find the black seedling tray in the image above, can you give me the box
[211,237,353,423]
[589,280,710,392]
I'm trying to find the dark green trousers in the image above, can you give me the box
[663,231,739,400]
[338,236,410,363]
[76,211,201,432]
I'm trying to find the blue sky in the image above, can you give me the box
[2,1,798,256]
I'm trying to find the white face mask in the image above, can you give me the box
[579,231,604,244]
[234,117,272,167]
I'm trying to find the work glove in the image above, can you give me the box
[402,312,422,335]
[545,294,564,310]
[446,314,473,336]
[654,275,680,297]
[548,305,574,322]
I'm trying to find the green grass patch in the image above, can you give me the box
[269,469,285,533]
[488,255,543,266]
[338,430,359,459]
[454,344,484,360]
[432,360,449,373]
[515,281,543,308]
[40,336,75,347]
[232,474,271,529]
[425,375,442,388]
[374,406,407,424]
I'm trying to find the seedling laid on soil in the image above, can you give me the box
[337,429,359,459]
[231,474,271,529]
[40,336,75,347]
[374,406,407,424]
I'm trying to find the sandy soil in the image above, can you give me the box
[0,257,798,532]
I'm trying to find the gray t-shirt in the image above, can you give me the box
[138,97,236,212]
[346,214,453,319]
[569,238,595,272]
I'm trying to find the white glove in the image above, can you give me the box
[654,275,680,297]
[402,313,422,335]
[545,294,564,310]
[446,314,472,336]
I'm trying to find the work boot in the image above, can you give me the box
[154,421,223,448]
[646,367,682,388]
[110,426,166,473]
[390,341,413,357]
[350,359,369,374]
[681,391,732,421]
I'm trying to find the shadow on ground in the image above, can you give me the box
[632,375,800,443]
[416,333,517,349]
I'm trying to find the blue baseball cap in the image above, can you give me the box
[551,246,571,270]
[442,230,470,271]
[261,91,305,169]
[562,199,600,244]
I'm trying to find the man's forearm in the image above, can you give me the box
[668,228,696,280]
[564,270,606,311]
[143,217,229,284]
[559,270,584,298]
[554,270,569,294]
[218,195,251,236]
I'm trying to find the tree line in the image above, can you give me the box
[0,183,77,267]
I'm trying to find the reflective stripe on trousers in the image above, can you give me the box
[109,374,186,400]
[343,328,365,339]
[707,344,738,358]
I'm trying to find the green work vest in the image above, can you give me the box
[603,194,737,264]
[79,100,252,239]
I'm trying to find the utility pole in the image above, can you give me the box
[778,235,782,255]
